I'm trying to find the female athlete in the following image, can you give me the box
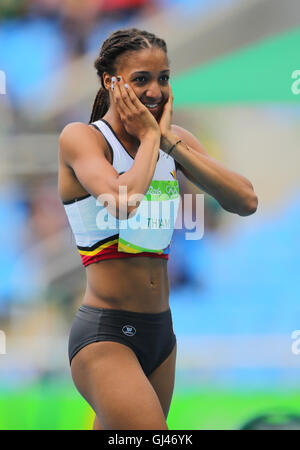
[58,28,258,430]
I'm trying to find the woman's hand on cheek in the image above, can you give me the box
[111,76,160,141]
[159,84,177,152]
[158,83,173,139]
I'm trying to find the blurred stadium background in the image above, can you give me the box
[1,0,300,430]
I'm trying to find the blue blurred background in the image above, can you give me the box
[1,0,300,430]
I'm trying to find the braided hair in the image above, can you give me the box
[89,28,168,123]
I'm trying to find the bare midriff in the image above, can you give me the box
[83,256,170,313]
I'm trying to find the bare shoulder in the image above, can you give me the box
[59,121,95,146]
[59,121,107,165]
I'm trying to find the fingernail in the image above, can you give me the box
[124,83,129,89]
[111,76,116,82]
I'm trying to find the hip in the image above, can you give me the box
[68,304,176,376]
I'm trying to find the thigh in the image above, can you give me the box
[71,340,168,430]
[93,340,177,430]
[148,340,177,419]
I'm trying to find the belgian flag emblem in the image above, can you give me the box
[170,169,176,179]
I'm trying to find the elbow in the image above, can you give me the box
[116,186,143,220]
[115,200,140,220]
[112,201,130,220]
[98,188,141,220]
[238,193,258,216]
[113,181,143,220]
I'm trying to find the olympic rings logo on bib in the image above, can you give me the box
[148,186,162,195]
[146,181,179,200]
[166,185,178,196]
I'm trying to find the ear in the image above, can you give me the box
[102,72,113,91]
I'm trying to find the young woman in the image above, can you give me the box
[58,28,258,430]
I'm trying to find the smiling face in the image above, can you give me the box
[113,47,170,121]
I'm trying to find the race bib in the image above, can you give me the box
[118,180,180,253]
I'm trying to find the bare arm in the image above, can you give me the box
[59,122,160,218]
[160,124,258,217]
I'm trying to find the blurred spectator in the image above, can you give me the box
[0,0,160,111]
[27,0,62,20]
[59,0,102,57]
[26,176,67,245]
[0,176,70,316]
[59,0,158,58]
[100,0,158,17]
[1,0,158,58]
[0,0,28,20]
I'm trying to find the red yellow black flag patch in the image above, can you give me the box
[170,169,176,179]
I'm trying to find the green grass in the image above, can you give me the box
[0,381,90,430]
[1,380,300,430]
[167,389,300,430]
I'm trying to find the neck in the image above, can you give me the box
[102,108,140,155]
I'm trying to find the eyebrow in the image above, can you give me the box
[131,70,170,76]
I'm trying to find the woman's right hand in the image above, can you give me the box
[111,76,160,141]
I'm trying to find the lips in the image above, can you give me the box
[145,103,158,107]
[146,105,160,113]
[142,102,162,113]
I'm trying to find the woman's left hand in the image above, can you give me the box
[159,83,174,143]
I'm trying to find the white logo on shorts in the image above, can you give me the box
[122,325,136,336]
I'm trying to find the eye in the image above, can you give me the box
[133,75,170,84]
[160,75,170,83]
[134,76,147,84]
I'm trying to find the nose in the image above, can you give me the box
[145,81,162,102]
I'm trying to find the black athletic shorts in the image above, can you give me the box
[68,304,177,377]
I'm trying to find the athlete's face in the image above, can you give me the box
[115,47,170,121]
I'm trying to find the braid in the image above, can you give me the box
[89,28,168,123]
[89,88,108,124]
